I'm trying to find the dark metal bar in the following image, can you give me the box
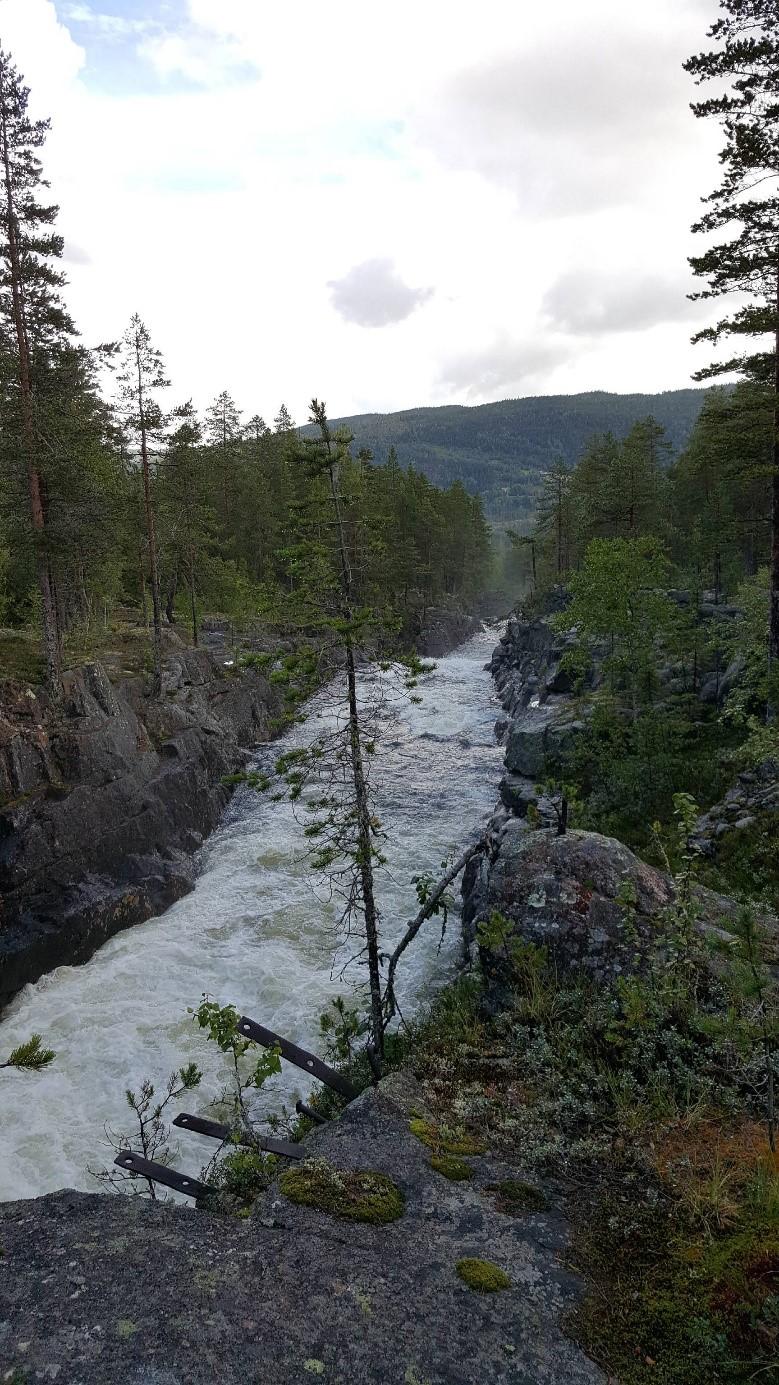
[237,1015,357,1100]
[296,1099,327,1126]
[172,1111,304,1160]
[113,1150,212,1200]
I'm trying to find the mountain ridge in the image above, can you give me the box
[314,387,712,522]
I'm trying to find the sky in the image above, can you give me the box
[0,0,728,423]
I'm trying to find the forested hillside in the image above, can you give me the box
[518,386,776,842]
[316,389,710,522]
[0,47,491,693]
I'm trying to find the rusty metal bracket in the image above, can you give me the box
[172,1111,304,1160]
[295,1099,327,1126]
[237,1015,357,1100]
[114,1150,212,1200]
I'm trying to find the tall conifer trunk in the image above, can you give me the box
[135,341,163,695]
[0,76,60,693]
[771,288,779,714]
[325,457,384,1057]
[311,402,384,1059]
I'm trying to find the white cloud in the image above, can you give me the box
[439,335,574,398]
[138,28,258,87]
[0,0,731,420]
[542,269,707,336]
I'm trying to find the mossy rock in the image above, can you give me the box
[429,1154,473,1181]
[279,1160,404,1224]
[409,1118,486,1157]
[487,1178,549,1215]
[456,1258,511,1293]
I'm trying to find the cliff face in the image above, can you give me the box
[0,649,282,1010]
[463,613,779,1004]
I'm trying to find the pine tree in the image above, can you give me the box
[306,399,385,1056]
[536,458,574,578]
[115,316,169,695]
[685,1,779,706]
[159,401,212,645]
[244,413,269,443]
[274,403,294,434]
[0,46,75,691]
[204,389,242,533]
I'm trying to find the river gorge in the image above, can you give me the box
[0,626,503,1201]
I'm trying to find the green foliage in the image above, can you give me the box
[208,1147,274,1205]
[89,1063,202,1199]
[701,810,779,912]
[319,997,368,1064]
[455,1258,511,1292]
[192,997,282,1093]
[706,906,779,1153]
[573,1188,779,1385]
[557,695,724,846]
[1,1033,55,1072]
[555,536,678,697]
[279,1159,405,1224]
[719,568,779,756]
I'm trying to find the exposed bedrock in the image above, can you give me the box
[0,1073,605,1385]
[0,650,283,1010]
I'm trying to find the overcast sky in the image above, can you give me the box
[2,0,726,422]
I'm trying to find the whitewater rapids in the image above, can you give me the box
[0,628,503,1200]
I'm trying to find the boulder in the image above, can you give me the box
[504,705,585,779]
[477,827,674,990]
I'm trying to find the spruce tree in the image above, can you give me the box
[274,403,294,433]
[0,47,74,692]
[115,316,169,695]
[685,1,779,704]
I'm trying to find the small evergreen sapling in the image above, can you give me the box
[90,1063,202,1200]
[0,1033,55,1071]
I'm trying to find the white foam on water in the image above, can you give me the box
[0,628,503,1200]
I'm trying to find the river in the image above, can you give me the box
[0,627,503,1201]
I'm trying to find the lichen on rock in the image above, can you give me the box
[409,1118,486,1157]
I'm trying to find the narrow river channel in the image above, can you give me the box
[0,627,503,1200]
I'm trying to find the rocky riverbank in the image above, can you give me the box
[0,607,484,1013]
[0,649,284,1011]
[2,612,778,1384]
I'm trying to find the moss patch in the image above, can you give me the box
[487,1178,549,1215]
[409,1118,486,1157]
[429,1153,473,1181]
[456,1258,511,1293]
[279,1159,404,1224]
